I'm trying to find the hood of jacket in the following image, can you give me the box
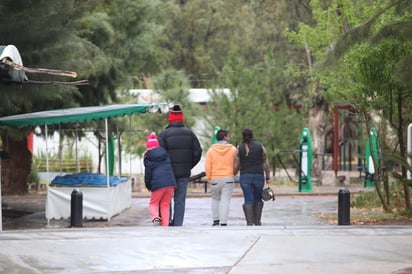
[146,147,169,162]
[210,143,234,156]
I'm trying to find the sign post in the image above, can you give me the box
[407,124,412,180]
[299,128,313,192]
[0,159,2,231]
[212,126,220,144]
[365,127,379,188]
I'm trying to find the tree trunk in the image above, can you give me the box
[1,134,32,194]
[308,99,330,183]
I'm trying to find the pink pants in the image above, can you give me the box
[149,186,174,226]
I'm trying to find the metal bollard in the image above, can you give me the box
[338,188,350,225]
[71,189,83,227]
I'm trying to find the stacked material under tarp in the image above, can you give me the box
[51,173,128,187]
[47,173,131,220]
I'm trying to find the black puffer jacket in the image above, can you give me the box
[158,122,202,178]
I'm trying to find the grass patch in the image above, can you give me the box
[316,182,412,225]
[315,210,410,225]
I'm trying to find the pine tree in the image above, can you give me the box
[0,0,103,193]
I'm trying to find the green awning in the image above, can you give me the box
[0,104,154,127]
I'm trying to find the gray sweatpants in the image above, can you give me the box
[210,176,234,224]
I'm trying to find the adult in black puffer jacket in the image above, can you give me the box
[158,105,202,226]
[144,132,176,226]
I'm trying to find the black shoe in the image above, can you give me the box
[220,223,227,226]
[212,220,220,226]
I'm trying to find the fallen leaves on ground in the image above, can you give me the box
[315,210,412,225]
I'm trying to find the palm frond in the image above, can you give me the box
[372,20,412,43]
[323,20,374,67]
[323,0,409,67]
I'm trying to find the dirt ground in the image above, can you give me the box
[315,211,412,225]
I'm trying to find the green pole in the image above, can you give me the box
[212,126,220,144]
[299,128,313,192]
[105,133,115,176]
[365,127,379,188]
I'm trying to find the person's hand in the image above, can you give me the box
[265,178,270,184]
[234,175,240,183]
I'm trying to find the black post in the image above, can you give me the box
[71,189,83,227]
[338,188,350,225]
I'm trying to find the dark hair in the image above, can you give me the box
[216,129,228,141]
[242,128,254,143]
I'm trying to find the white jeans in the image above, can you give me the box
[210,177,234,224]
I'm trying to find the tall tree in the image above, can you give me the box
[0,0,103,193]
[0,0,173,193]
[161,0,311,87]
[75,0,172,175]
[203,49,304,175]
[288,0,412,209]
[79,0,170,93]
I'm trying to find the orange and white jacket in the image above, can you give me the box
[205,142,237,182]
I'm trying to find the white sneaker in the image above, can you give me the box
[152,217,161,226]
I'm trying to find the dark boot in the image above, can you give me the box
[242,204,254,226]
[253,201,264,226]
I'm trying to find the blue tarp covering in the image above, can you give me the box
[51,172,128,187]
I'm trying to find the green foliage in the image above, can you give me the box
[34,151,93,173]
[119,68,200,157]
[202,49,305,174]
[0,0,171,116]
[161,0,311,89]
[80,12,115,47]
[386,152,412,188]
[28,162,40,185]
[287,0,412,210]
[353,182,410,212]
[352,190,384,209]
[104,0,169,76]
[0,0,89,116]
[0,0,318,191]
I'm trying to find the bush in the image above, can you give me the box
[28,163,40,185]
[352,182,409,212]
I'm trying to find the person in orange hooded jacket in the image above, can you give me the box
[205,129,237,226]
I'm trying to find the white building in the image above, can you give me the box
[128,88,231,104]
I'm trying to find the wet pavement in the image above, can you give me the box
[1,184,412,273]
[2,185,341,230]
[1,223,412,273]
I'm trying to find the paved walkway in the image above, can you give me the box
[0,225,411,273]
[1,183,412,273]
[2,184,362,229]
